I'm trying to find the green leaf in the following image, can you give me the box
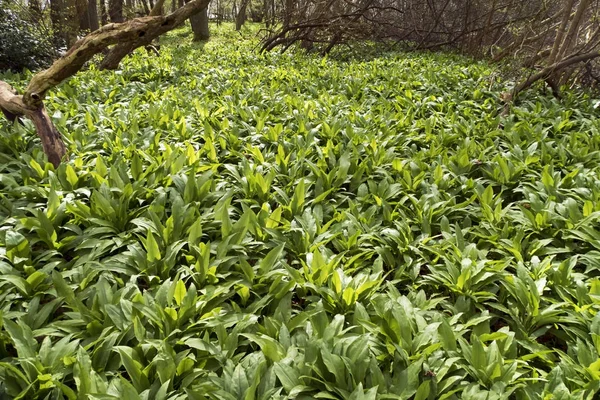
[145,229,162,261]
[290,179,306,214]
[414,380,431,400]
[174,280,187,306]
[274,362,301,392]
[65,165,78,187]
[115,346,149,392]
[259,244,285,274]
[241,333,286,362]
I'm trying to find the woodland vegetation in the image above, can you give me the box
[2,1,600,399]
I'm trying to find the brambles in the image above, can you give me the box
[1,25,600,399]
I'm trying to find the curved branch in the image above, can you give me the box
[0,82,67,167]
[510,50,600,100]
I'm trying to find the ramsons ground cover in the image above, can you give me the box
[1,24,600,399]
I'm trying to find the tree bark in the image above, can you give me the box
[100,0,109,25]
[109,0,124,22]
[65,0,81,46]
[548,0,576,65]
[283,0,293,29]
[191,6,210,41]
[51,0,67,45]
[140,0,150,14]
[79,0,91,31]
[88,0,100,31]
[236,0,250,30]
[263,0,269,27]
[0,83,67,167]
[150,0,166,15]
[556,0,591,61]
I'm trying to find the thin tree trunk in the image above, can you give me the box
[100,0,108,24]
[149,0,166,15]
[109,0,124,22]
[190,6,210,40]
[101,0,210,69]
[50,0,67,44]
[140,0,150,14]
[88,0,100,31]
[548,0,576,64]
[263,0,269,27]
[283,0,292,29]
[556,0,591,60]
[236,0,249,30]
[65,0,81,46]
[79,0,91,31]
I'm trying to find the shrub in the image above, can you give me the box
[0,3,56,72]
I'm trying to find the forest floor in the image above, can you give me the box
[1,23,600,399]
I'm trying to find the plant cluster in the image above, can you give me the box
[0,25,600,399]
[0,1,57,72]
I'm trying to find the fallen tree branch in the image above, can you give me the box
[508,50,600,101]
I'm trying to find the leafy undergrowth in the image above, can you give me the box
[2,23,600,399]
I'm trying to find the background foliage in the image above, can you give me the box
[0,0,57,71]
[1,25,600,399]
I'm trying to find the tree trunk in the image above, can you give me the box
[236,0,249,30]
[88,0,100,31]
[283,0,292,29]
[140,0,150,14]
[190,6,210,41]
[215,0,220,25]
[548,0,576,64]
[263,0,269,28]
[79,0,91,31]
[109,0,124,22]
[510,50,600,101]
[150,0,166,15]
[65,0,81,47]
[556,0,591,61]
[50,0,67,45]
[100,0,108,25]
